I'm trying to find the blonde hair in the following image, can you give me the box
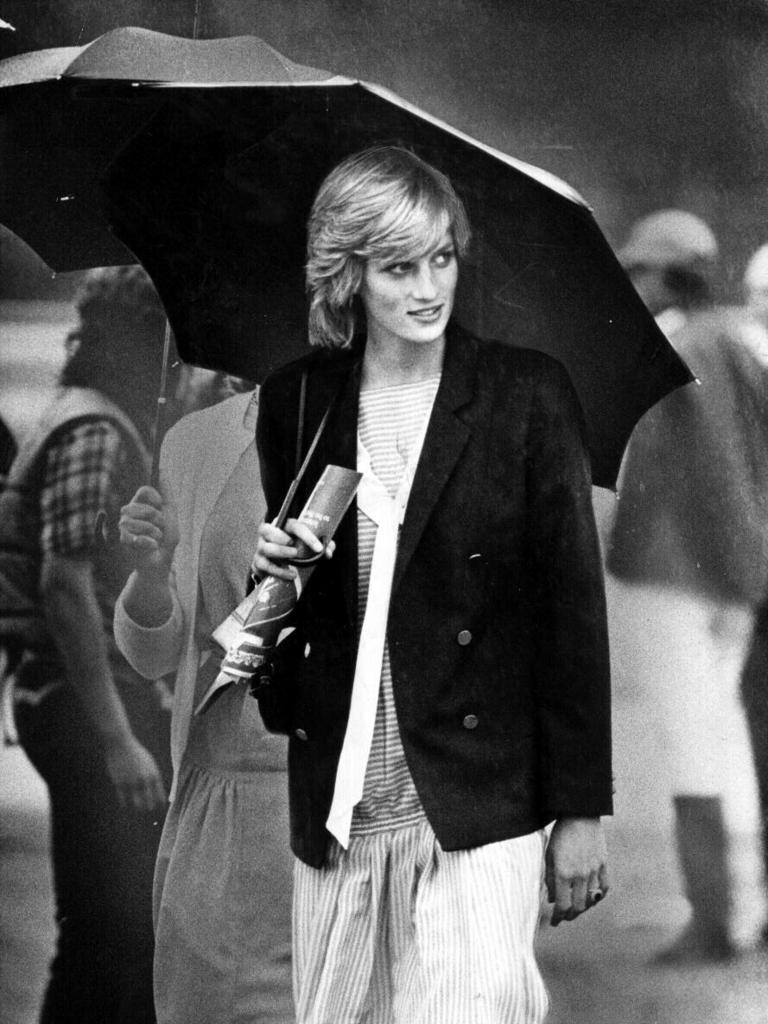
[306,146,471,349]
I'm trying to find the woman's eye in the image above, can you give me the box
[433,249,456,267]
[386,262,413,276]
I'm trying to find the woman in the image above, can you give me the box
[254,146,612,1024]
[113,385,293,1024]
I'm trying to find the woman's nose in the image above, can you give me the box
[413,262,439,299]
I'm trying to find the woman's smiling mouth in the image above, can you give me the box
[408,305,444,321]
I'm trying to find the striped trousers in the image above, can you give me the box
[293,820,549,1024]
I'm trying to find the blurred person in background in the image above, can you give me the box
[0,413,16,482]
[737,241,768,939]
[0,266,172,1024]
[170,365,256,424]
[588,209,720,548]
[173,365,226,417]
[618,208,718,337]
[113,382,292,1024]
[608,213,768,963]
[0,414,17,718]
[743,242,768,329]
[171,365,242,419]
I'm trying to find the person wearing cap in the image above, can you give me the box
[617,208,718,338]
[608,212,768,963]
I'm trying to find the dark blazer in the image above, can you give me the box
[257,323,612,868]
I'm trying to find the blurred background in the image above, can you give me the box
[2,2,768,1022]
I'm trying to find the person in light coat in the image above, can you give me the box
[114,386,293,1024]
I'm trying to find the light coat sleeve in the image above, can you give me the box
[113,578,185,679]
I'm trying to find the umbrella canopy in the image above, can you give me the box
[0,26,692,487]
[0,27,334,270]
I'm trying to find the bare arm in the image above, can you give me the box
[41,551,166,811]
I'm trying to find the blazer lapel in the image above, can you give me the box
[392,326,478,596]
[304,327,478,615]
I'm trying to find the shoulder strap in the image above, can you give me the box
[274,369,336,529]
[295,369,308,477]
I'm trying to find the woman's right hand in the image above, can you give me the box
[252,518,334,582]
[119,485,179,575]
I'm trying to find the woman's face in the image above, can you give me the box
[358,228,458,350]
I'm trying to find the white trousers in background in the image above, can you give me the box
[293,820,549,1024]
[608,580,767,947]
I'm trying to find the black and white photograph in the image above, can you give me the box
[1,3,768,1023]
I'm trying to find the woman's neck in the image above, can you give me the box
[361,332,445,389]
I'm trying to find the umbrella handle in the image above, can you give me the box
[91,318,170,546]
[149,320,173,490]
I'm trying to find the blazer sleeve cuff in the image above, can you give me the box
[543,779,614,820]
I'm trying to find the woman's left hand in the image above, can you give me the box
[251,518,335,582]
[545,816,609,925]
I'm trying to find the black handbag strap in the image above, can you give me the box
[273,369,335,531]
[294,368,308,477]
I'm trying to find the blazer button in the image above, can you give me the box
[457,629,473,646]
[294,728,308,741]
[462,714,479,730]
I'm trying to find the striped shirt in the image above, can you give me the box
[350,376,440,836]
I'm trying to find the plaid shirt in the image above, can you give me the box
[30,418,146,692]
[40,421,127,556]
[14,415,169,758]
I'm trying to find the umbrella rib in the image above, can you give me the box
[120,76,351,89]
[192,0,204,40]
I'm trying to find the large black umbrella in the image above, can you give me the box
[0,26,692,487]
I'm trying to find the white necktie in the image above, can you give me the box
[325,413,431,847]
